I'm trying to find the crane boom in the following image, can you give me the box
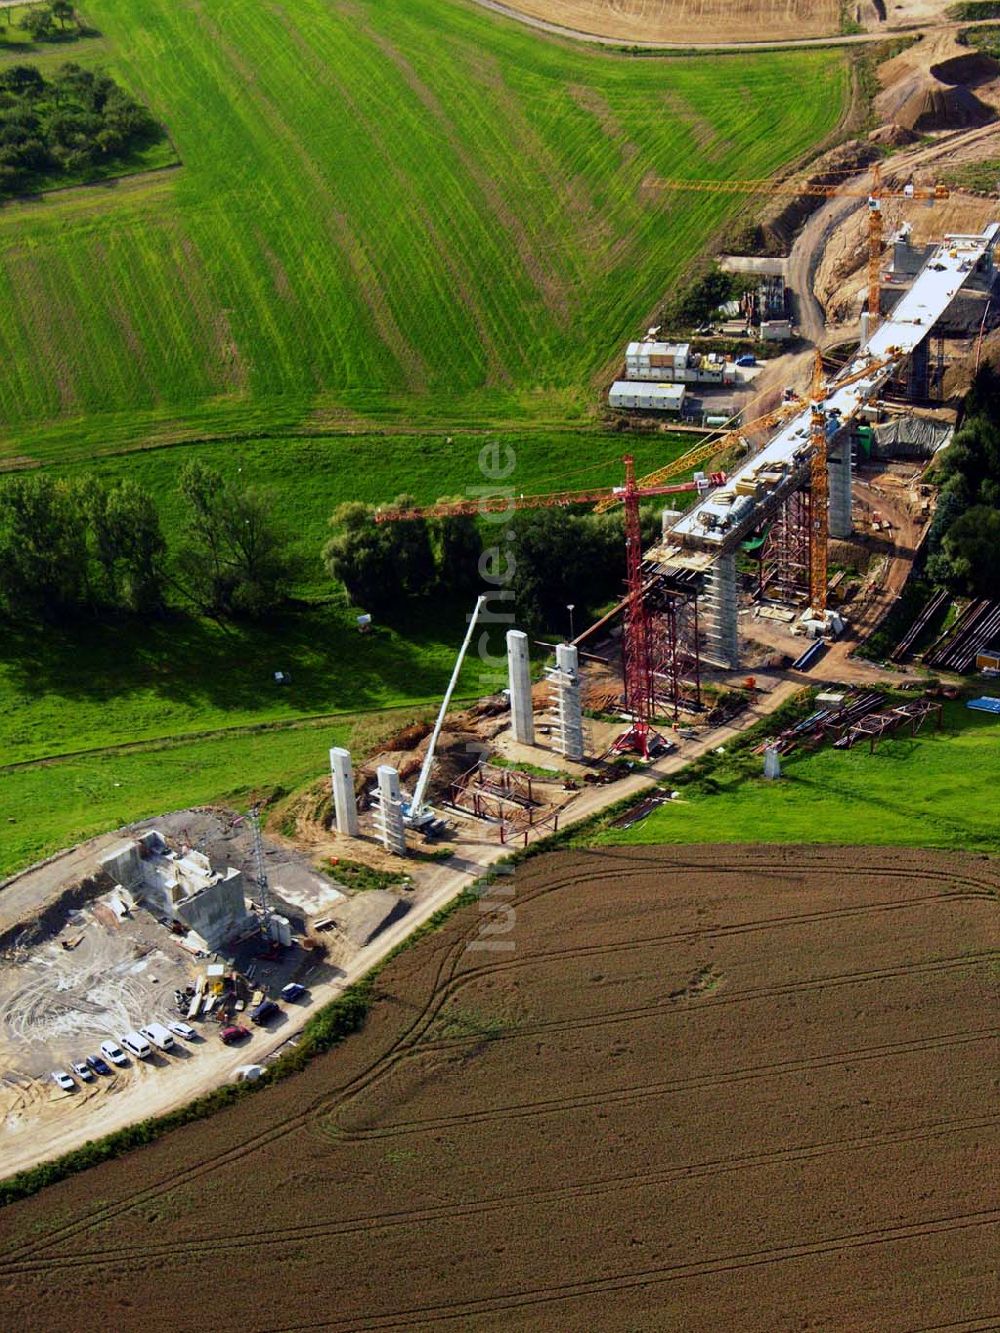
[374,475,721,524]
[655,166,948,329]
[373,459,727,760]
[407,595,486,825]
[653,171,948,203]
[595,403,803,513]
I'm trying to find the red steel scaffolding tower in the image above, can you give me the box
[374,456,725,758]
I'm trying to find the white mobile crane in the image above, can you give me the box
[400,595,486,834]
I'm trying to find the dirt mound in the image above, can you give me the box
[333,889,409,947]
[867,123,917,148]
[930,52,1000,88]
[895,80,995,132]
[741,140,881,256]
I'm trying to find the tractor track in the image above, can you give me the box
[1,847,994,1275]
[328,1028,997,1141]
[0,1113,991,1277]
[265,1210,1000,1331]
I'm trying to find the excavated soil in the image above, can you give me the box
[0,844,996,1330]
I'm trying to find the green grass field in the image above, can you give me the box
[0,705,444,880]
[0,0,852,877]
[601,702,1000,854]
[0,0,848,462]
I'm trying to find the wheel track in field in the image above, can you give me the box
[327,1027,998,1142]
[2,848,995,1263]
[415,952,999,1051]
[306,858,997,1140]
[264,1211,1000,1331]
[0,1113,992,1278]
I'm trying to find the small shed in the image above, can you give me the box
[975,648,1000,672]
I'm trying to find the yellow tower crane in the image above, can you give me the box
[654,165,949,330]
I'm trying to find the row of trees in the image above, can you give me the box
[323,498,658,635]
[3,469,653,635]
[0,463,294,622]
[924,366,1000,598]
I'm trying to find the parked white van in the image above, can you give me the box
[120,1031,152,1059]
[139,1023,175,1053]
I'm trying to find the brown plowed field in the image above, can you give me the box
[484,0,840,44]
[0,845,997,1331]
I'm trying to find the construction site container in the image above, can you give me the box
[609,381,685,413]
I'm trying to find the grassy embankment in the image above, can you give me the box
[0,0,849,875]
[600,700,1000,853]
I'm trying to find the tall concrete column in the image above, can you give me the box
[828,434,853,540]
[549,643,584,762]
[703,550,739,669]
[329,747,359,837]
[506,629,534,745]
[373,764,406,856]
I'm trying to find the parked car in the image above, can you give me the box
[71,1061,94,1082]
[233,1064,265,1083]
[139,1023,175,1052]
[220,1024,250,1045]
[735,354,756,367]
[120,1031,153,1060]
[100,1040,129,1067]
[168,1021,196,1040]
[250,999,280,1025]
[86,1054,113,1076]
[51,1070,75,1092]
[280,983,307,1002]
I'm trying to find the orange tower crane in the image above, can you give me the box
[655,165,949,328]
[374,459,726,757]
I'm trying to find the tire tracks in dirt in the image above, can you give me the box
[266,1210,1000,1331]
[330,1027,997,1141]
[2,846,994,1266]
[0,1113,991,1278]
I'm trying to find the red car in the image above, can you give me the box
[220,1024,250,1045]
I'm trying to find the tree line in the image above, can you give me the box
[924,365,1000,598]
[2,467,657,637]
[12,1,82,43]
[0,463,294,622]
[324,498,658,636]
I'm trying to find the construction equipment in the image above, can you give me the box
[403,595,486,831]
[248,804,271,934]
[655,165,949,329]
[374,464,726,757]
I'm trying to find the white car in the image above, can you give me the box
[168,1021,196,1040]
[71,1061,94,1082]
[51,1070,75,1092]
[232,1064,265,1083]
[100,1040,129,1067]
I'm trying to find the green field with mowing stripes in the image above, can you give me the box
[0,0,848,463]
